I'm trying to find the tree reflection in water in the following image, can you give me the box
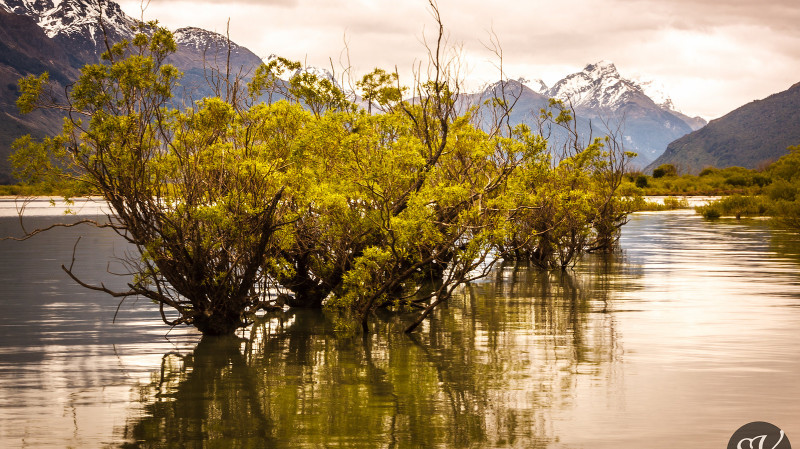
[120,258,635,448]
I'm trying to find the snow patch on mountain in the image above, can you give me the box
[175,27,231,50]
[518,77,548,94]
[634,77,675,110]
[295,65,337,84]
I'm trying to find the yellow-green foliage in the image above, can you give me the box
[761,145,800,227]
[9,23,641,334]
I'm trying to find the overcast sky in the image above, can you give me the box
[118,0,800,119]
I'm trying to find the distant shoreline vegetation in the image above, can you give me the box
[622,150,800,226]
[623,163,770,197]
[0,179,94,197]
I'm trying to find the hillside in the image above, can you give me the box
[647,82,800,173]
[0,0,265,183]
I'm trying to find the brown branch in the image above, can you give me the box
[61,238,137,299]
[1,218,110,242]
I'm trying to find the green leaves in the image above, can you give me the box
[15,73,49,114]
[10,135,60,184]
[357,68,405,113]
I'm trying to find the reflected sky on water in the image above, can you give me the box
[0,209,798,448]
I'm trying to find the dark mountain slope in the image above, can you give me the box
[0,9,79,183]
[647,82,800,173]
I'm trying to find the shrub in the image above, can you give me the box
[663,196,690,209]
[697,205,721,219]
[766,179,797,202]
[752,174,771,187]
[635,196,689,211]
[652,164,677,178]
[724,175,749,187]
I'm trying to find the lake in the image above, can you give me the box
[0,200,798,447]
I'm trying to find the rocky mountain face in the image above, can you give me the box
[469,61,707,168]
[0,0,264,182]
[546,60,646,111]
[646,82,800,174]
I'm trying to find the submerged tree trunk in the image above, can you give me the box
[193,308,246,336]
[285,289,326,309]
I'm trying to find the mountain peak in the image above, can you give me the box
[634,77,675,110]
[545,60,638,110]
[583,60,618,77]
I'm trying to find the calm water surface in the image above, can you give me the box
[0,202,798,448]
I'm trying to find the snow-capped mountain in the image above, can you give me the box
[545,60,647,110]
[174,27,248,56]
[170,26,263,76]
[0,0,135,54]
[167,26,265,101]
[0,1,263,68]
[541,61,708,164]
[472,61,708,167]
[542,61,706,130]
